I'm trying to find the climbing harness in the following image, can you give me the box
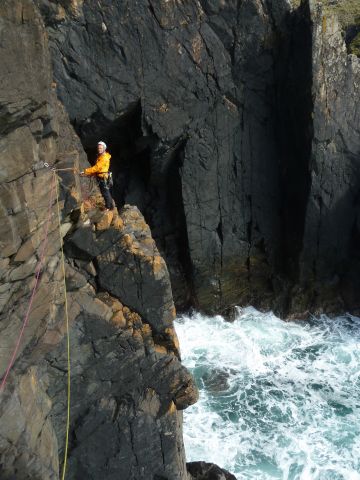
[0,166,72,480]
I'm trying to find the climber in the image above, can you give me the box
[80,141,114,211]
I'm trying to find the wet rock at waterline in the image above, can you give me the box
[201,368,231,394]
[187,461,237,480]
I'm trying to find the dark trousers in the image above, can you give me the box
[98,178,114,210]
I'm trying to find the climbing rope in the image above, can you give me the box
[54,170,71,480]
[43,161,95,207]
[0,174,56,393]
[0,167,72,480]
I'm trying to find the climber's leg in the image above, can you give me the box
[98,179,114,210]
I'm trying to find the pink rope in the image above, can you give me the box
[0,173,57,393]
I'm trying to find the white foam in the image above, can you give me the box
[175,308,360,479]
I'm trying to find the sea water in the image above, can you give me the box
[175,307,360,480]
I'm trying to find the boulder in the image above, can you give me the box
[187,461,237,480]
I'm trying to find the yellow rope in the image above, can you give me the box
[54,172,71,480]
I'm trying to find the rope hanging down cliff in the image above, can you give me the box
[0,168,72,480]
[54,170,71,480]
[0,173,56,393]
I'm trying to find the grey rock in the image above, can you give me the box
[36,0,291,314]
[35,0,360,318]
[0,1,197,479]
[187,461,237,480]
[1,0,360,478]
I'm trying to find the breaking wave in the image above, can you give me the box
[175,307,360,479]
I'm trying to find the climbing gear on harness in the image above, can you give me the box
[107,171,113,188]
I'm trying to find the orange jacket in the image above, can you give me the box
[84,152,111,179]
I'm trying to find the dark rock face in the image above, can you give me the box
[0,2,198,479]
[35,0,289,315]
[1,0,359,478]
[56,205,198,479]
[1,185,198,478]
[293,2,360,314]
[277,0,360,315]
[34,0,360,317]
[0,1,80,477]
[187,461,237,480]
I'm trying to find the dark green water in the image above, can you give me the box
[175,308,360,480]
